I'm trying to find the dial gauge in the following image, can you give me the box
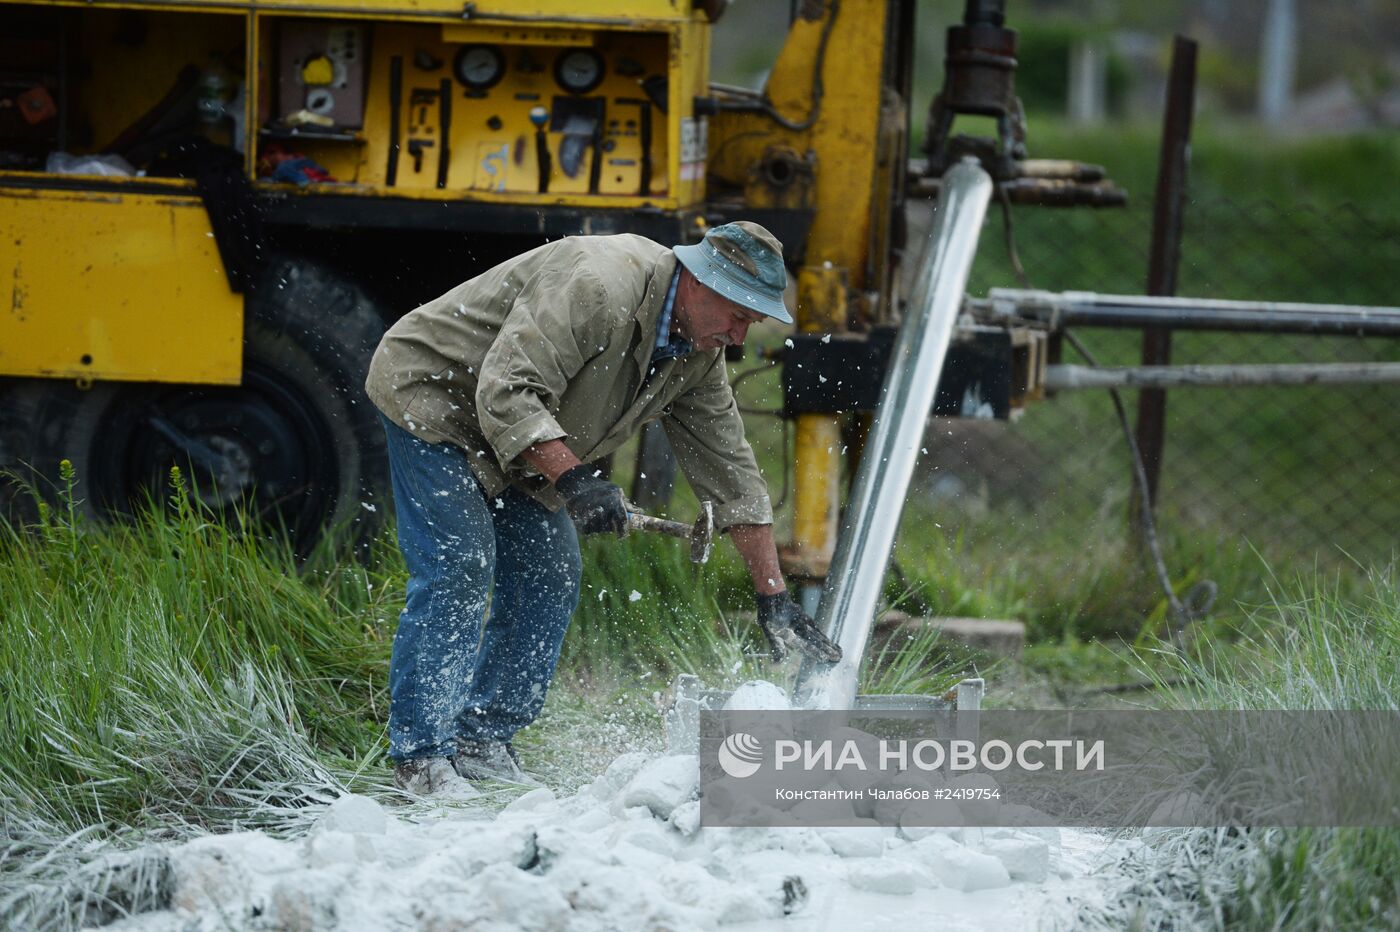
[554,48,605,95]
[453,45,505,90]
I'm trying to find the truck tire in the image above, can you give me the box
[17,258,389,555]
[0,378,40,526]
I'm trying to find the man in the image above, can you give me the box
[365,221,842,796]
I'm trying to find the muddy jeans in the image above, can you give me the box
[380,415,582,761]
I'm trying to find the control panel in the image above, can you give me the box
[258,20,673,199]
[277,22,368,128]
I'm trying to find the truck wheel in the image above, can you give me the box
[0,378,40,526]
[18,259,389,555]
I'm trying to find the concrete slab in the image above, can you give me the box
[876,612,1025,660]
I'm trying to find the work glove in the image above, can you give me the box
[555,464,628,537]
[755,590,843,664]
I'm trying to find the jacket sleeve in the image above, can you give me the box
[662,353,774,529]
[476,266,613,468]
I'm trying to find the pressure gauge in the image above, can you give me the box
[453,44,505,90]
[554,48,605,95]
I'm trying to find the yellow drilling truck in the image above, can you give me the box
[1,0,1083,569]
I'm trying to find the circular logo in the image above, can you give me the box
[718,732,763,778]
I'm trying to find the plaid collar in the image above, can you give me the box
[651,268,693,364]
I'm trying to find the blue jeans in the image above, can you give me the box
[380,415,582,761]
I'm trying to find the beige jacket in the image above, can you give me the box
[365,234,772,528]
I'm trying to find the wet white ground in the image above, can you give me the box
[103,753,1141,932]
[98,664,1156,932]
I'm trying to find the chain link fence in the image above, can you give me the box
[910,195,1400,566]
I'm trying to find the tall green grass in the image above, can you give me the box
[0,466,967,823]
[0,468,981,928]
[0,465,396,840]
[1166,566,1400,930]
[1081,564,1400,930]
[565,533,752,677]
[0,467,404,928]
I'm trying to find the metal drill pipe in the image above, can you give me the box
[1045,361,1400,390]
[972,289,1400,337]
[794,158,993,711]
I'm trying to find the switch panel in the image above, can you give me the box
[278,21,369,129]
[358,24,668,196]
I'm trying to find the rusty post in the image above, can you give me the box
[1131,36,1197,527]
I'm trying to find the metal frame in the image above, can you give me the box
[1046,362,1400,390]
[970,289,1400,337]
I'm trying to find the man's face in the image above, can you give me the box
[674,269,768,352]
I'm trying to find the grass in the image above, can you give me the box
[0,469,396,927]
[1077,563,1400,930]
[564,533,751,678]
[0,466,763,826]
[0,463,969,917]
[0,463,982,928]
[0,466,392,838]
[1158,563,1400,712]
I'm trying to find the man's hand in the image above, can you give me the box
[755,591,843,663]
[555,464,628,537]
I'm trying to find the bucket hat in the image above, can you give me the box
[673,221,792,324]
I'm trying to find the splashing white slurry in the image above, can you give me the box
[101,682,1141,931]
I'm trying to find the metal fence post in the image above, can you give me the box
[1131,35,1198,530]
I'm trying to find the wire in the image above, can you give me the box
[997,183,1029,287]
[730,359,780,394]
[1058,328,1215,646]
[732,359,785,417]
[760,0,840,132]
[999,185,1216,650]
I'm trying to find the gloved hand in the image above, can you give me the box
[755,590,843,663]
[555,464,628,537]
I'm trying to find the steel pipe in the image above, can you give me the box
[794,158,993,711]
[971,289,1400,337]
[1046,361,1400,390]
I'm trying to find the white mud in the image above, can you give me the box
[101,684,1144,931]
